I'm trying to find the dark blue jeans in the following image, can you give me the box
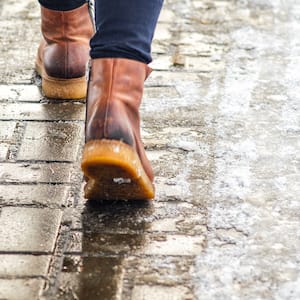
[38,0,163,64]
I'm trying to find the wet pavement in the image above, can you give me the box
[0,0,300,299]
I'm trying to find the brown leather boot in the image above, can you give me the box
[35,4,94,99]
[81,58,154,200]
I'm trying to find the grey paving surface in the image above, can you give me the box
[0,0,299,299]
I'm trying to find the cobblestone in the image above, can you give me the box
[0,0,299,299]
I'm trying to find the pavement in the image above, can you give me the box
[0,0,299,299]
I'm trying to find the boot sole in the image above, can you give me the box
[81,139,155,200]
[35,58,87,100]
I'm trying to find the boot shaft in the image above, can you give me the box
[41,4,93,44]
[85,58,151,144]
[38,3,94,79]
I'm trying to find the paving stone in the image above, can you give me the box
[0,143,9,161]
[152,41,169,54]
[0,19,40,84]
[58,255,194,300]
[0,103,85,121]
[124,256,194,288]
[139,235,205,256]
[1,0,300,299]
[153,23,172,41]
[0,255,51,277]
[177,42,225,57]
[70,198,207,235]
[150,55,175,71]
[146,70,201,86]
[0,279,43,300]
[0,0,39,19]
[131,285,191,300]
[0,207,62,252]
[18,122,83,161]
[66,231,205,256]
[57,256,123,300]
[0,85,43,102]
[157,7,175,23]
[143,86,180,100]
[151,54,224,72]
[0,184,69,206]
[0,122,16,161]
[0,162,72,183]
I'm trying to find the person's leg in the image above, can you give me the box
[90,0,163,64]
[38,0,86,11]
[81,0,163,200]
[36,1,94,99]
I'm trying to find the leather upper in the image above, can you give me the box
[38,3,94,79]
[85,58,154,181]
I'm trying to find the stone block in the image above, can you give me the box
[57,256,123,300]
[0,162,72,183]
[131,285,191,300]
[0,85,42,102]
[0,255,51,277]
[0,184,69,206]
[0,279,43,300]
[0,207,62,252]
[139,235,205,256]
[144,86,180,100]
[0,19,40,84]
[66,231,204,256]
[18,122,83,161]
[0,122,15,160]
[0,103,85,121]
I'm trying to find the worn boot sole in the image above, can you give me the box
[35,58,87,100]
[81,139,155,200]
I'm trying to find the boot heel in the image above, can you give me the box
[42,75,87,100]
[81,139,155,200]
